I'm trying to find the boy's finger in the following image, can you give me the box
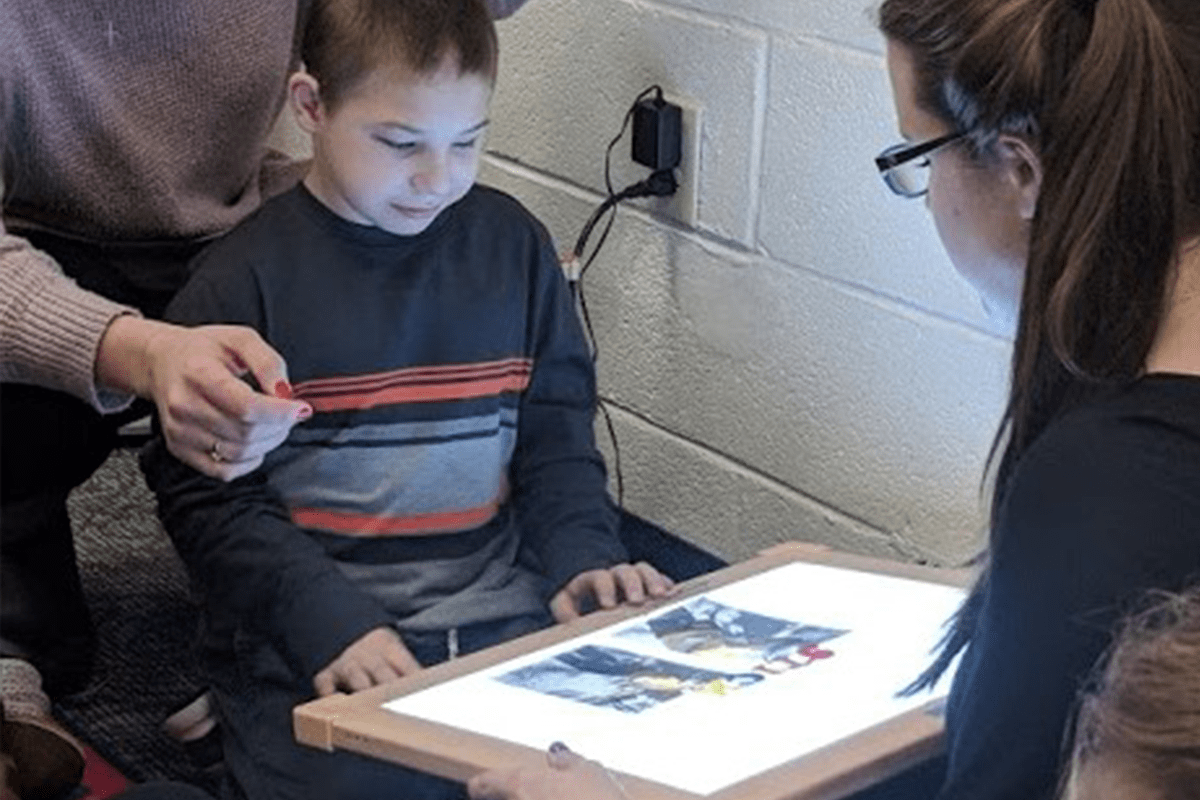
[313,668,338,697]
[547,741,585,770]
[637,562,676,595]
[367,662,404,687]
[613,565,645,605]
[591,570,619,609]
[385,644,423,676]
[550,590,580,622]
[344,665,373,693]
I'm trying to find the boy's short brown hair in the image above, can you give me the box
[301,0,498,110]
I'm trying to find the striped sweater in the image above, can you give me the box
[141,184,625,678]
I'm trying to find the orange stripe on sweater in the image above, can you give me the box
[301,372,531,412]
[292,502,499,537]
[295,359,532,398]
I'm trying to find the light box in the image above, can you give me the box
[295,543,969,800]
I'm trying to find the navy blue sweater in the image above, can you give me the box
[141,184,626,680]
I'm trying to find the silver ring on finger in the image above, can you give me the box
[210,440,226,463]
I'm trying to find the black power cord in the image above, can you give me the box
[569,85,681,508]
[572,169,677,271]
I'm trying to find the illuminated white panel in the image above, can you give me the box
[385,562,964,795]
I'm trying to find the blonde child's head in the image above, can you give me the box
[1064,588,1200,800]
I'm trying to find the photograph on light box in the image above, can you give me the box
[383,560,965,795]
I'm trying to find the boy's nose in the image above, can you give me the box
[412,156,451,196]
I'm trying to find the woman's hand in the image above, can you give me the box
[550,562,676,623]
[312,627,422,697]
[96,316,312,480]
[468,743,630,800]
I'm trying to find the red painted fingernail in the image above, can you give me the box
[275,381,294,399]
[297,404,313,420]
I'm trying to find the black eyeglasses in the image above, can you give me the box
[875,132,964,198]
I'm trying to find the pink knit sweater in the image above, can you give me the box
[0,0,526,412]
[0,1,307,410]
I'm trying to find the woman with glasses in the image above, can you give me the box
[466,0,1200,798]
[868,1,1200,797]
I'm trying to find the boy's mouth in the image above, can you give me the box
[394,204,441,217]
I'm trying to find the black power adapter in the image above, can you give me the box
[631,95,682,171]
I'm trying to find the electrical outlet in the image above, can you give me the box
[637,95,701,228]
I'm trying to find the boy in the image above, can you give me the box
[140,0,671,797]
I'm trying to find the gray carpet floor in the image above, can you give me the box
[57,448,212,789]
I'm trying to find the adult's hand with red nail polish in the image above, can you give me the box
[97,317,312,480]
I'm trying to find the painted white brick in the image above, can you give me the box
[761,36,993,329]
[481,162,1007,564]
[491,0,766,243]
[592,233,1006,563]
[657,0,886,54]
[598,406,930,564]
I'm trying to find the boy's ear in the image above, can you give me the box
[996,134,1043,222]
[289,72,325,133]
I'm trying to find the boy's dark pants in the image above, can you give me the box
[213,610,554,800]
[0,231,195,696]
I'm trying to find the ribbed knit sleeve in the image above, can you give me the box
[1,0,304,412]
[0,227,137,412]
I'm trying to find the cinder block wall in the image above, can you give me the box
[482,0,1010,567]
[270,0,1011,567]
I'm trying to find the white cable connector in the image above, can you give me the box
[560,252,582,283]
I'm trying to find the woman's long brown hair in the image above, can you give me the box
[879,0,1200,692]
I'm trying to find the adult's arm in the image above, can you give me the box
[0,221,137,411]
[0,73,133,408]
[0,219,308,479]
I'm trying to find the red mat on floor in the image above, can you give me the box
[78,745,130,800]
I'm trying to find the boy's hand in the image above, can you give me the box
[550,562,675,623]
[313,627,421,696]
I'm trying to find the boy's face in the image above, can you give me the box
[296,58,492,236]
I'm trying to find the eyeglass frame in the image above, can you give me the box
[875,131,964,198]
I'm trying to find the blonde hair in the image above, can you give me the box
[1072,589,1200,800]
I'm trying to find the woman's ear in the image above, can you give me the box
[996,134,1043,222]
[288,71,325,133]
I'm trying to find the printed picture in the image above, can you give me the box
[495,644,765,714]
[614,597,848,673]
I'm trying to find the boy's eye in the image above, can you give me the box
[377,137,417,152]
[453,138,479,150]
